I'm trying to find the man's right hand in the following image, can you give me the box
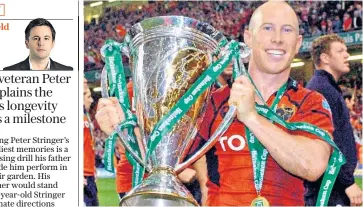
[177,168,197,184]
[96,98,145,159]
[345,183,362,206]
[95,97,125,136]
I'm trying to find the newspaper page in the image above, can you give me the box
[0,0,79,206]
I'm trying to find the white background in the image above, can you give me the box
[0,0,78,69]
[0,0,80,206]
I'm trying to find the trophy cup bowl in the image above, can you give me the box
[118,16,227,206]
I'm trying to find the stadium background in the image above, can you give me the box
[83,1,363,206]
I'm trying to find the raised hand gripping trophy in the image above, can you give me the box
[100,16,249,206]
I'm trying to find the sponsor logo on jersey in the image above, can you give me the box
[276,104,296,121]
[219,134,246,151]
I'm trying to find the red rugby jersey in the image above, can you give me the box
[84,115,96,176]
[192,78,334,206]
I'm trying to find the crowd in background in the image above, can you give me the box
[339,76,363,146]
[84,1,362,70]
[295,1,362,36]
[84,1,363,166]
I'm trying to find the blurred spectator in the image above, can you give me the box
[334,3,345,19]
[311,26,322,36]
[343,12,352,31]
[309,13,319,28]
[84,85,99,206]
[300,15,311,36]
[343,92,357,116]
[333,15,343,33]
[356,3,363,18]
[326,19,334,34]
[347,4,355,19]
[352,10,362,30]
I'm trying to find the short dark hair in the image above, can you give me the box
[25,18,56,41]
[311,34,345,66]
[343,92,352,100]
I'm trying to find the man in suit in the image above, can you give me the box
[305,34,362,206]
[3,18,72,71]
[352,10,362,30]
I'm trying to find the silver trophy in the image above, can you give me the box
[101,16,250,206]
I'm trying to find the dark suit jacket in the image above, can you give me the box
[304,70,357,206]
[3,57,73,71]
[353,16,362,29]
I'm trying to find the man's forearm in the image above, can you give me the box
[192,155,208,206]
[244,113,331,181]
[193,155,208,186]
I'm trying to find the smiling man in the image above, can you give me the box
[95,1,336,206]
[3,18,72,71]
[190,2,334,205]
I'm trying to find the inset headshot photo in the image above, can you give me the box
[3,18,73,71]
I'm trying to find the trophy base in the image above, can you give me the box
[120,167,198,206]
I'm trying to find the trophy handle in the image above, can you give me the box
[175,105,236,173]
[114,127,151,172]
[101,67,109,98]
[101,66,150,172]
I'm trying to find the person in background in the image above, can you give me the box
[305,34,362,206]
[343,12,352,32]
[343,92,363,162]
[343,92,357,117]
[332,15,343,33]
[84,78,98,206]
[352,10,362,30]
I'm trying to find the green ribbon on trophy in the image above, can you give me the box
[102,39,144,187]
[230,62,345,206]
